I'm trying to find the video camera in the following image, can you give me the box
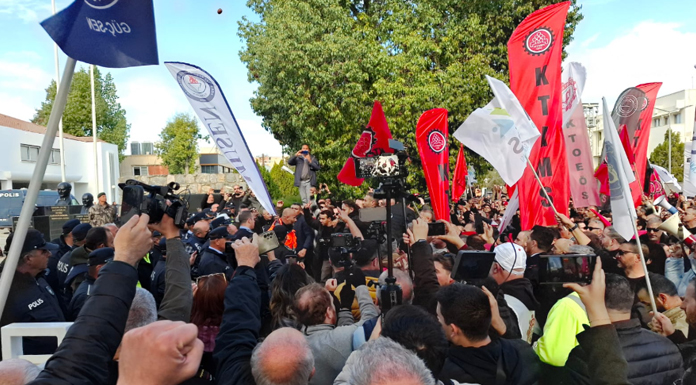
[354,139,408,181]
[119,179,188,228]
[329,233,362,268]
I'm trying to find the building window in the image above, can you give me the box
[674,113,682,124]
[201,165,218,174]
[664,116,669,125]
[141,142,154,155]
[20,144,39,162]
[653,118,660,127]
[50,149,61,164]
[131,142,141,155]
[133,166,148,176]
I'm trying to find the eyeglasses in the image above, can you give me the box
[195,272,227,285]
[646,228,660,233]
[615,250,635,257]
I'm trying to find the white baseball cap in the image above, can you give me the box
[494,242,527,272]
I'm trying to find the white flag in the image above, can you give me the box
[453,76,540,186]
[602,97,636,241]
[561,62,586,127]
[690,107,696,185]
[500,189,519,231]
[165,62,276,215]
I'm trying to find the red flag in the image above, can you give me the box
[610,83,662,207]
[619,126,636,165]
[508,2,571,230]
[416,108,450,221]
[649,168,666,199]
[337,101,393,186]
[452,144,467,202]
[594,163,610,195]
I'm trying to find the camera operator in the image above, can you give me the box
[312,209,346,282]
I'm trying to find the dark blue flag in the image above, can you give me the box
[41,0,158,68]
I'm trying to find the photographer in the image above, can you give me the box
[288,144,321,204]
[313,209,346,282]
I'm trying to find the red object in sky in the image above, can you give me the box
[217,8,223,14]
[507,1,571,230]
[594,163,610,196]
[452,144,467,202]
[416,108,450,221]
[337,101,393,186]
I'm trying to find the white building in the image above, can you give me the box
[0,114,121,202]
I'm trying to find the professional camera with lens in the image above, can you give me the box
[119,179,188,228]
[330,233,360,248]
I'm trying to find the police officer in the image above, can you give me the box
[63,227,113,303]
[150,238,167,308]
[66,247,112,321]
[197,226,232,278]
[0,229,65,359]
[56,223,92,302]
[52,219,80,258]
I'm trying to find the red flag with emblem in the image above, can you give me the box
[610,83,662,207]
[337,101,394,186]
[452,144,468,202]
[416,108,450,221]
[508,1,571,230]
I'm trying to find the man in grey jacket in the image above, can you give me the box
[294,269,379,385]
[288,144,320,204]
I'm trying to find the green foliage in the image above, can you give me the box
[33,67,130,160]
[650,129,684,182]
[239,0,582,194]
[259,162,299,202]
[155,113,204,175]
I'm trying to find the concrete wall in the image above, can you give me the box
[119,172,247,194]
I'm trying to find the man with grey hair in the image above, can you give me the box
[377,268,414,305]
[334,337,435,385]
[103,223,118,239]
[124,287,158,332]
[645,215,669,245]
[250,327,315,385]
[0,358,41,384]
[586,219,605,235]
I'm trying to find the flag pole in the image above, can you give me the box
[0,57,77,320]
[51,0,66,183]
[91,64,99,194]
[525,157,560,216]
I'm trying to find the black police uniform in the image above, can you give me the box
[55,247,75,295]
[197,246,231,278]
[67,275,95,321]
[0,270,65,358]
[150,259,166,307]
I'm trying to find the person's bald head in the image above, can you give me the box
[193,221,210,238]
[281,208,297,225]
[0,359,40,385]
[251,327,314,384]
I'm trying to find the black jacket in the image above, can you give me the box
[198,247,231,278]
[233,227,255,242]
[410,240,440,315]
[574,325,630,385]
[150,259,166,308]
[0,270,65,359]
[563,319,683,385]
[294,215,315,252]
[55,246,76,297]
[214,266,260,384]
[29,261,138,385]
[66,275,95,321]
[438,338,540,385]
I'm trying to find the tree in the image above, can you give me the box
[155,113,204,175]
[650,129,684,182]
[238,0,582,194]
[33,67,130,159]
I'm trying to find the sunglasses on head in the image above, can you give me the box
[195,272,227,285]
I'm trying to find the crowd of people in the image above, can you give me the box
[3,172,696,385]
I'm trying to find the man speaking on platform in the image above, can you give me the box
[288,144,320,204]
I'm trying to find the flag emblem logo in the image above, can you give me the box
[84,0,119,9]
[617,94,648,117]
[524,28,553,55]
[176,71,215,103]
[428,131,446,153]
[561,78,577,113]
